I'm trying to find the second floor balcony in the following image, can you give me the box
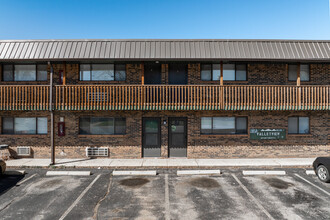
[0,85,329,111]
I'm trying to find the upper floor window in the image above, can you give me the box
[79,117,126,135]
[3,64,47,81]
[201,64,247,81]
[201,117,247,134]
[223,64,247,81]
[288,64,309,81]
[288,117,309,134]
[201,64,220,81]
[2,117,47,134]
[80,64,126,81]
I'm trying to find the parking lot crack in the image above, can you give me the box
[93,174,113,220]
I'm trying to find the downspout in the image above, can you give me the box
[49,62,55,165]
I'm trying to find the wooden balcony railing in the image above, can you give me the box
[0,85,50,110]
[54,85,329,111]
[0,85,328,111]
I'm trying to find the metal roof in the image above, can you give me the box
[0,39,330,61]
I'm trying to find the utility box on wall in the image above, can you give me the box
[58,122,65,136]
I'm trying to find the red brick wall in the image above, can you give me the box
[0,110,328,159]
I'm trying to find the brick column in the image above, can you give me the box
[161,116,169,158]
[161,64,168,84]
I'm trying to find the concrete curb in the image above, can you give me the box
[4,170,25,175]
[243,170,286,175]
[305,170,315,175]
[46,171,91,176]
[177,170,221,176]
[112,170,157,176]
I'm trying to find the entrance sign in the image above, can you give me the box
[250,129,286,140]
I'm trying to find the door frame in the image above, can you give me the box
[142,117,161,157]
[168,63,188,85]
[168,117,188,157]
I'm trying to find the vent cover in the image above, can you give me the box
[17,146,31,156]
[86,147,108,157]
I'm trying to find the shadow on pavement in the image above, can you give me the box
[0,173,25,196]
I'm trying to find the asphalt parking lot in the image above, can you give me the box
[0,168,329,220]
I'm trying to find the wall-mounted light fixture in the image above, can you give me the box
[163,120,167,125]
[155,61,159,64]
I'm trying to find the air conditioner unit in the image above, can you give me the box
[17,146,31,156]
[85,147,108,157]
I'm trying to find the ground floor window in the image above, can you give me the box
[79,117,126,135]
[2,117,47,134]
[288,117,309,134]
[201,117,247,134]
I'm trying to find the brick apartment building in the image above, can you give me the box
[0,39,329,160]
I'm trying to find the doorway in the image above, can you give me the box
[142,118,161,157]
[168,117,187,157]
[168,64,187,85]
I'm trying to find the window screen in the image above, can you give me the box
[201,64,212,81]
[3,65,14,81]
[201,117,247,134]
[2,117,47,134]
[115,64,126,81]
[288,65,298,81]
[79,117,126,135]
[236,64,247,81]
[37,64,48,81]
[288,117,309,134]
[223,64,235,81]
[15,65,36,81]
[300,64,309,81]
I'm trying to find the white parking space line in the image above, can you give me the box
[59,174,101,220]
[231,174,275,220]
[294,174,330,197]
[16,174,37,186]
[243,170,286,175]
[305,170,315,175]
[164,174,170,220]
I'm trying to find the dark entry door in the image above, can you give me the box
[169,64,187,85]
[144,63,161,84]
[168,117,187,157]
[142,118,161,157]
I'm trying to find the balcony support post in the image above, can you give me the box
[49,62,55,165]
[297,64,301,108]
[220,61,223,86]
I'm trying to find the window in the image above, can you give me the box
[201,117,247,134]
[202,64,247,81]
[201,64,221,81]
[223,64,247,81]
[79,117,126,135]
[79,64,126,81]
[288,117,309,134]
[2,117,47,134]
[2,64,48,81]
[288,64,309,81]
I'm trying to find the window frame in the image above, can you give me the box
[201,63,247,81]
[223,63,247,81]
[288,116,310,134]
[1,117,48,135]
[2,64,48,82]
[78,117,126,135]
[200,116,248,135]
[79,64,126,81]
[288,64,310,82]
